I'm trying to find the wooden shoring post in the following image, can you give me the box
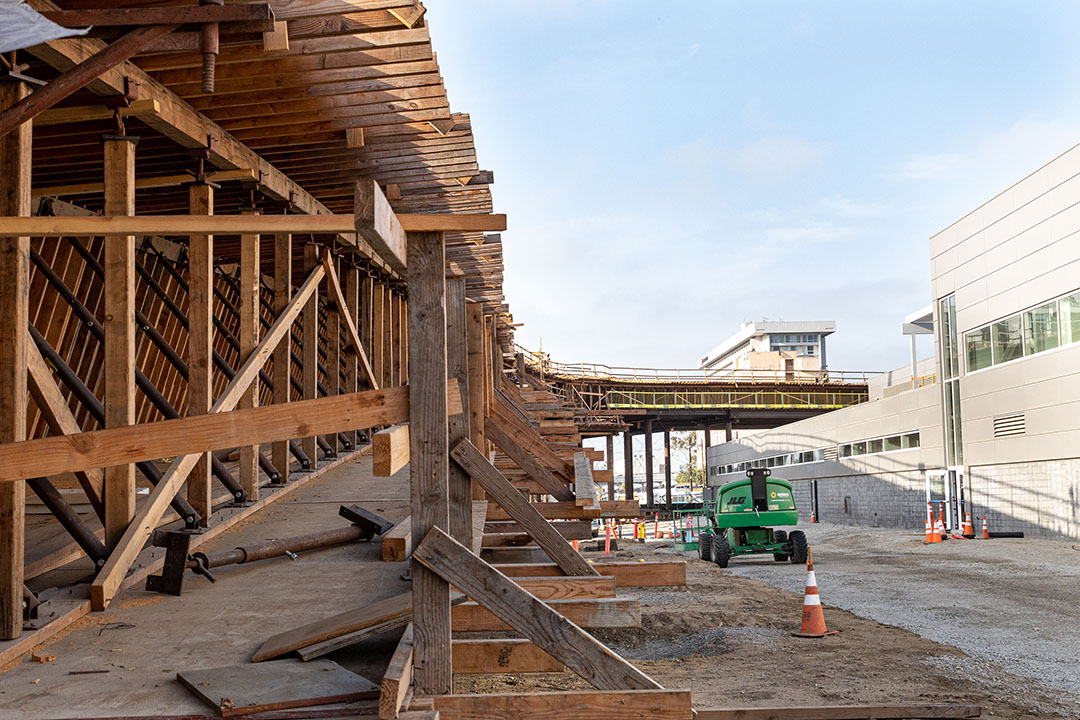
[0,78,30,640]
[103,135,136,550]
[239,212,261,499]
[407,230,452,695]
[400,297,408,385]
[372,280,386,389]
[301,244,319,464]
[271,232,292,480]
[445,277,472,543]
[606,434,615,501]
[388,291,398,388]
[325,254,341,457]
[465,302,486,499]
[483,315,494,455]
[644,419,654,509]
[664,430,672,513]
[360,272,374,440]
[623,431,634,502]
[383,286,394,388]
[343,264,359,447]
[187,181,214,523]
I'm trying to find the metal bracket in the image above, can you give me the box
[339,504,394,540]
[145,529,201,595]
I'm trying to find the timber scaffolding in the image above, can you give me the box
[0,4,981,720]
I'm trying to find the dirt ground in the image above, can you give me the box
[456,541,1080,719]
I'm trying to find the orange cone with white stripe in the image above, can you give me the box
[792,548,838,638]
[924,518,935,544]
[981,515,990,539]
[962,512,974,537]
[934,516,945,543]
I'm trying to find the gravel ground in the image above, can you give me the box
[723,522,1080,697]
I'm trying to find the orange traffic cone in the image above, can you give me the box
[938,508,948,540]
[962,512,974,537]
[934,517,945,543]
[981,515,990,539]
[810,507,817,523]
[924,518,935,544]
[793,548,838,638]
[571,539,579,551]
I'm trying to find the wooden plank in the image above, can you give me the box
[32,97,160,126]
[382,516,412,561]
[465,302,487,467]
[271,232,292,478]
[176,658,378,717]
[451,439,596,577]
[324,256,341,458]
[0,78,29,640]
[413,527,659,690]
[486,500,640,522]
[372,281,386,388]
[429,690,692,720]
[406,230,451,695]
[187,182,214,520]
[301,244,319,463]
[485,417,573,501]
[445,277,472,543]
[452,638,563,674]
[32,168,255,199]
[494,561,687,588]
[322,252,379,389]
[103,137,136,550]
[452,597,639,632]
[485,521,593,541]
[495,575,615,600]
[574,452,599,511]
[693,705,982,720]
[0,214,507,236]
[238,216,261,500]
[470,500,487,555]
[355,180,407,273]
[0,380,462,482]
[343,263,360,446]
[297,616,409,663]
[373,423,410,477]
[379,623,413,720]
[492,397,573,478]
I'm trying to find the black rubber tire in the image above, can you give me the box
[697,532,712,561]
[773,529,789,562]
[788,530,808,564]
[710,532,731,568]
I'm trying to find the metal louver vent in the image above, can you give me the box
[824,446,839,461]
[993,413,1025,438]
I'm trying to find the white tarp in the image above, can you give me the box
[0,1,88,56]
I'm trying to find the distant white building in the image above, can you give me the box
[698,320,836,374]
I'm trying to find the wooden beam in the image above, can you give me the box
[494,575,616,600]
[0,214,508,236]
[574,452,600,511]
[343,263,360,446]
[494,561,687,588]
[379,623,413,720]
[428,691,692,720]
[324,254,340,458]
[451,597,639,631]
[32,98,160,126]
[693,705,982,720]
[381,516,411,562]
[271,232,291,479]
[373,423,409,477]
[301,244,319,463]
[451,439,595,577]
[88,262,325,610]
[484,417,573,501]
[372,281,386,387]
[322,251,378,389]
[465,303,487,463]
[0,79,30,640]
[445,278,472,544]
[413,527,660,690]
[407,230,451,695]
[32,168,256,199]
[452,638,563,674]
[239,215,261,499]
[187,182,214,521]
[103,136,136,550]
[355,180,407,272]
[492,396,573,478]
[486,500,640,522]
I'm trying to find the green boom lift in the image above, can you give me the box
[698,468,807,568]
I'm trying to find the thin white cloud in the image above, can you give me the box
[883,152,963,181]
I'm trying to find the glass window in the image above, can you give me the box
[885,435,902,451]
[839,444,852,458]
[993,316,1023,364]
[1061,292,1080,346]
[940,295,959,380]
[903,432,920,449]
[852,441,867,456]
[1024,302,1059,356]
[813,448,825,462]
[867,438,883,454]
[965,326,992,372]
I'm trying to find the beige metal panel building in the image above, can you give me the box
[707,141,1080,539]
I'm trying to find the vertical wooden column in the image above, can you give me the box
[371,280,385,388]
[0,79,31,639]
[605,434,615,501]
[383,287,394,388]
[187,182,214,520]
[103,136,137,549]
[360,273,374,441]
[664,430,673,512]
[465,302,487,492]
[301,244,319,464]
[400,297,408,385]
[390,292,401,387]
[644,419,654,509]
[238,216,261,499]
[445,277,471,542]
[325,255,340,457]
[408,231,451,695]
[483,315,494,456]
[271,233,292,478]
[623,430,634,502]
[344,264,360,447]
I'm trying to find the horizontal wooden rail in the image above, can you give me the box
[0,213,506,236]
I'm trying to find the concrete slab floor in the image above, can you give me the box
[0,453,412,719]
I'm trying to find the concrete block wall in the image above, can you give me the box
[968,458,1080,539]
[791,470,927,529]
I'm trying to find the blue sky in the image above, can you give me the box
[429,1,1080,372]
